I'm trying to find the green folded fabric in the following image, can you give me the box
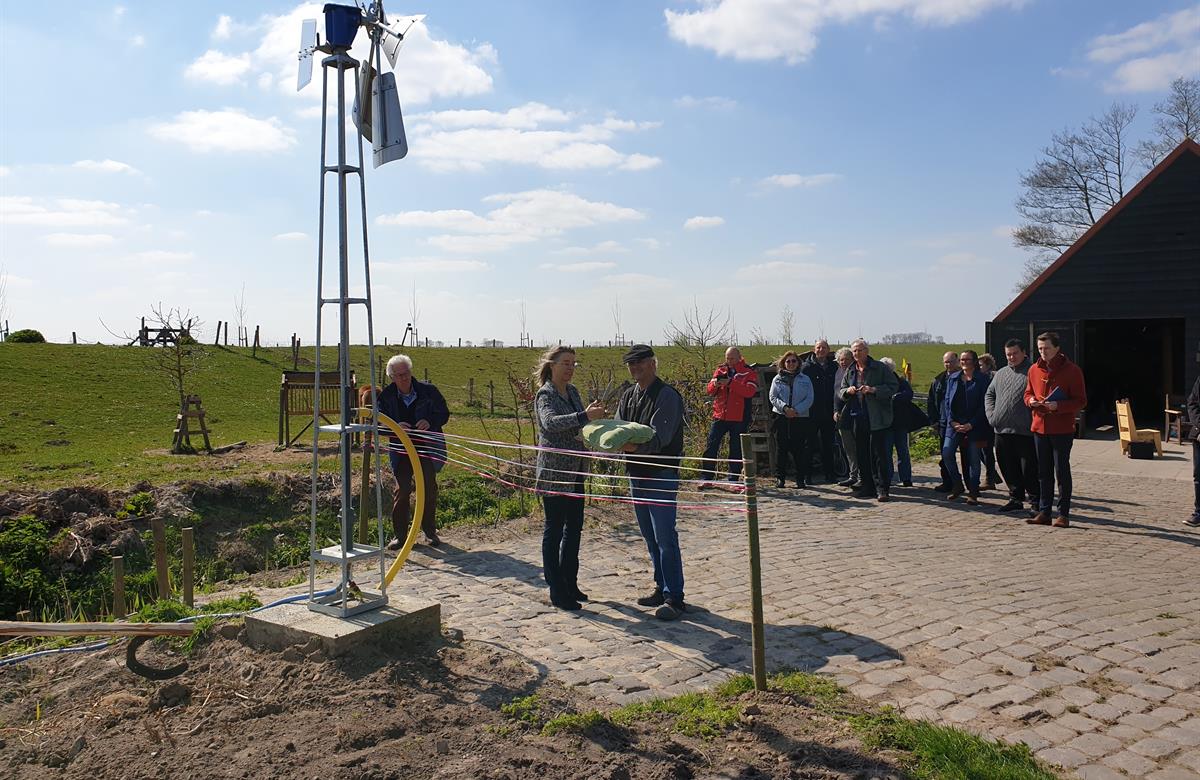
[581,419,655,452]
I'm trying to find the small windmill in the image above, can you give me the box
[296,2,422,618]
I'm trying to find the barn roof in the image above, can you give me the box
[995,137,1200,323]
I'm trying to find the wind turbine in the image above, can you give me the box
[296,2,422,618]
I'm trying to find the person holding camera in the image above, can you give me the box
[699,346,758,487]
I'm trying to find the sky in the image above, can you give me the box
[1,1,1197,348]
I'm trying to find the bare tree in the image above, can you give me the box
[518,299,528,348]
[779,304,794,345]
[0,266,8,336]
[664,298,731,367]
[748,326,768,346]
[408,282,420,343]
[1139,77,1200,167]
[611,298,623,345]
[233,283,248,347]
[1013,102,1138,288]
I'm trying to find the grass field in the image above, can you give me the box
[0,341,980,490]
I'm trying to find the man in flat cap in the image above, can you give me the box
[615,344,688,620]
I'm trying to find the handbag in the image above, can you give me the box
[906,400,931,432]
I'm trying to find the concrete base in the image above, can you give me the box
[244,595,441,657]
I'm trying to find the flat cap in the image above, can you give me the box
[622,344,655,364]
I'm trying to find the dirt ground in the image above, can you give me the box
[0,625,908,780]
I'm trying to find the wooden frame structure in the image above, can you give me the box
[278,370,357,447]
[1116,399,1163,457]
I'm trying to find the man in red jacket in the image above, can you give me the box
[699,347,759,487]
[1023,332,1087,528]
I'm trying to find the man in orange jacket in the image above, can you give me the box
[699,347,759,487]
[1023,332,1087,528]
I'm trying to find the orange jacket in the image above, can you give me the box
[1024,352,1087,435]
[706,359,758,422]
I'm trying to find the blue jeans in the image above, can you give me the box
[629,470,684,601]
[942,435,982,491]
[700,419,746,480]
[1034,433,1074,516]
[889,430,911,484]
[542,494,584,599]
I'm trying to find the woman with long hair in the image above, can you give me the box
[533,346,605,610]
[769,350,814,489]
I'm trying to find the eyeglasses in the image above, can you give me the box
[557,361,581,369]
[784,359,799,364]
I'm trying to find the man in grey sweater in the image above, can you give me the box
[985,339,1039,514]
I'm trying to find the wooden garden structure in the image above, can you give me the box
[278,370,358,447]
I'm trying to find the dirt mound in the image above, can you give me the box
[0,629,901,779]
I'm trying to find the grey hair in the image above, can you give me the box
[851,338,868,350]
[835,347,852,360]
[813,338,829,349]
[385,354,413,380]
[880,357,895,370]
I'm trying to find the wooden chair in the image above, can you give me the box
[1115,399,1163,457]
[1164,393,1193,445]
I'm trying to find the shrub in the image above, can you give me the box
[7,329,45,343]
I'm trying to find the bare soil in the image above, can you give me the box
[0,627,905,780]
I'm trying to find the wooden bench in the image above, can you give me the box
[278,370,358,447]
[1116,399,1163,457]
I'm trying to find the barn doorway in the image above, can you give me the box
[1081,318,1185,428]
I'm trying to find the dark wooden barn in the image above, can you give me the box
[986,138,1200,429]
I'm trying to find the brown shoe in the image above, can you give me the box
[1052,516,1070,528]
[1026,511,1051,526]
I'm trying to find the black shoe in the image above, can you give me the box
[999,499,1023,512]
[775,478,786,488]
[901,481,913,488]
[795,481,808,489]
[572,588,589,602]
[933,483,951,493]
[948,482,964,499]
[551,594,582,611]
[385,537,403,551]
[852,487,875,499]
[655,599,685,621]
[877,492,890,502]
[838,477,857,487]
[636,588,665,607]
[426,535,442,548]
[1185,515,1200,528]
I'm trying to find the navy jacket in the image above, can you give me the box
[377,379,450,468]
[942,371,992,444]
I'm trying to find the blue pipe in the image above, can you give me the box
[0,587,340,667]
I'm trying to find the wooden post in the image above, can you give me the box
[72,332,77,344]
[488,380,495,415]
[181,527,194,607]
[223,321,228,346]
[458,338,461,347]
[112,556,126,619]
[151,518,170,601]
[468,378,475,405]
[741,433,767,692]
[358,444,372,544]
[214,322,221,346]
[253,325,260,357]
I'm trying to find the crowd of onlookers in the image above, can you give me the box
[369,333,1200,622]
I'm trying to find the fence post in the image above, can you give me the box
[424,367,429,382]
[468,378,475,405]
[740,433,767,692]
[151,518,170,601]
[112,556,126,619]
[458,338,462,347]
[182,527,194,607]
[488,381,495,415]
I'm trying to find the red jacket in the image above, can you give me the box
[706,359,758,422]
[1024,352,1087,435]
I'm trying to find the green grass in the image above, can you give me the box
[0,342,979,490]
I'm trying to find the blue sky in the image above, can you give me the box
[1,1,1197,347]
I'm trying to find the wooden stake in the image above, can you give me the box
[488,380,495,415]
[151,518,170,601]
[182,527,194,607]
[741,433,767,692]
[113,555,126,619]
[468,378,475,404]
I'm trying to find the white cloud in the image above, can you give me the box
[1086,7,1200,92]
[44,233,115,248]
[599,272,672,289]
[665,0,1025,64]
[684,215,724,230]
[933,251,988,269]
[379,190,645,254]
[273,231,309,241]
[0,196,130,227]
[734,260,864,281]
[185,50,253,85]
[378,258,489,273]
[409,108,661,172]
[0,166,9,177]
[126,250,194,264]
[213,15,234,40]
[209,5,495,106]
[992,225,1016,239]
[147,109,297,153]
[537,261,617,273]
[760,172,841,188]
[130,34,145,47]
[674,95,738,110]
[72,159,139,175]
[635,238,663,250]
[554,240,628,256]
[765,242,816,257]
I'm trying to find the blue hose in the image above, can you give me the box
[0,587,340,667]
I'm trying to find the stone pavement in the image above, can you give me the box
[305,460,1199,779]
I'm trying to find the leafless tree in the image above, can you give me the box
[233,283,248,347]
[1013,102,1138,288]
[664,298,731,367]
[1139,77,1200,167]
[611,298,623,345]
[779,304,794,345]
[518,299,528,348]
[748,326,768,346]
[408,282,420,343]
[0,266,8,336]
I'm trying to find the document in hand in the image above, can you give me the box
[1044,386,1067,403]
